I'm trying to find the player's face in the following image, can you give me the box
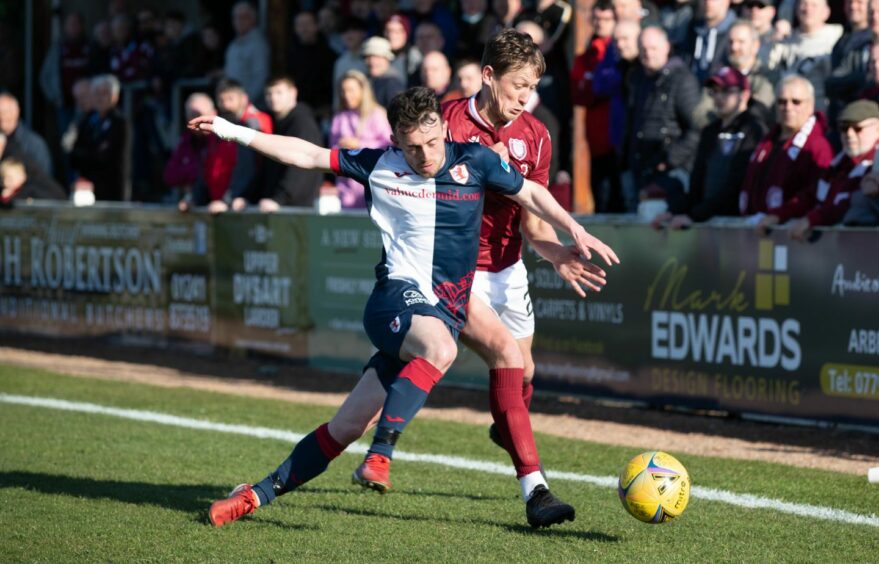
[392,113,448,178]
[483,64,540,124]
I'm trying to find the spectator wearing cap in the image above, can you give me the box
[739,74,833,218]
[333,18,369,110]
[755,100,879,235]
[288,11,337,121]
[625,26,701,211]
[385,14,422,86]
[767,0,843,112]
[654,67,767,228]
[740,0,776,65]
[361,36,406,108]
[825,0,874,136]
[456,0,500,59]
[842,101,879,226]
[224,1,270,103]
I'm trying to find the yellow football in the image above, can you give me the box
[618,451,690,524]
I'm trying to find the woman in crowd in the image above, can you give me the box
[328,70,392,208]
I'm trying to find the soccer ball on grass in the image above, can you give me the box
[618,451,690,524]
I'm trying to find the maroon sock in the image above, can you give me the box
[489,368,541,478]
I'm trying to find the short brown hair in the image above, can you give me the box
[266,75,297,89]
[481,29,546,78]
[387,87,442,135]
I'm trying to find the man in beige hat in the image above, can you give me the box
[843,99,879,226]
[361,36,406,108]
[758,99,879,238]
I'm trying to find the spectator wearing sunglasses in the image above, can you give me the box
[739,74,833,218]
[755,100,879,236]
[843,101,879,226]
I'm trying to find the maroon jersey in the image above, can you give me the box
[442,95,552,272]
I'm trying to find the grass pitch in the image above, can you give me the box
[1,363,878,563]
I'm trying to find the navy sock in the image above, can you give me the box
[369,358,442,459]
[253,423,343,506]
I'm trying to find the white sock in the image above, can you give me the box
[520,471,548,502]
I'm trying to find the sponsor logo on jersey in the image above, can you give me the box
[449,164,470,184]
[509,138,527,160]
[468,135,481,144]
[500,159,511,173]
[403,289,429,306]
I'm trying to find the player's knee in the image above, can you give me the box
[493,338,523,369]
[423,337,457,373]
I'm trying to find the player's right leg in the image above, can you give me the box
[208,368,386,527]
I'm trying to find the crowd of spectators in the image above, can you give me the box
[573,0,879,229]
[0,0,876,229]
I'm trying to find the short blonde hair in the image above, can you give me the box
[0,158,25,177]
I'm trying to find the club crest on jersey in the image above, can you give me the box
[449,164,470,184]
[509,138,527,160]
[390,316,401,333]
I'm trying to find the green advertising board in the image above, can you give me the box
[0,206,212,342]
[524,223,879,425]
[212,212,309,357]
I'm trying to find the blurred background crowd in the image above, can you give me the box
[1,0,878,231]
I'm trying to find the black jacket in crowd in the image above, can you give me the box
[255,103,323,207]
[625,57,701,185]
[70,109,129,201]
[672,104,768,221]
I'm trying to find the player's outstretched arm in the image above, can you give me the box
[521,210,608,297]
[510,179,620,267]
[188,115,332,172]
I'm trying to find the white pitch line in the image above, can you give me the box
[2,393,878,528]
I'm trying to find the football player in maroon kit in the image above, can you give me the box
[440,29,608,522]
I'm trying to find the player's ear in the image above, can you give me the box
[482,65,494,86]
[390,133,398,147]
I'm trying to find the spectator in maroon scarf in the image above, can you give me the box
[109,14,155,83]
[757,99,879,237]
[740,74,833,219]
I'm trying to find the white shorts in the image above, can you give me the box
[471,260,535,339]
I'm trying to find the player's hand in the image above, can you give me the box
[259,198,280,212]
[755,214,779,235]
[569,223,620,267]
[188,115,217,136]
[553,245,607,298]
[489,142,509,162]
[789,217,811,241]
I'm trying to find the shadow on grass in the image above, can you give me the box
[312,504,620,542]
[301,485,510,502]
[0,470,226,515]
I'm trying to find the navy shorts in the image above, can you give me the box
[362,279,459,360]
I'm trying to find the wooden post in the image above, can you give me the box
[571,0,595,215]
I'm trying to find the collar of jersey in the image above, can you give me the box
[468,93,515,132]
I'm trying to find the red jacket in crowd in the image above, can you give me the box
[570,35,614,158]
[772,147,877,227]
[739,112,834,215]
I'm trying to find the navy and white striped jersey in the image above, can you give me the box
[330,142,524,328]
